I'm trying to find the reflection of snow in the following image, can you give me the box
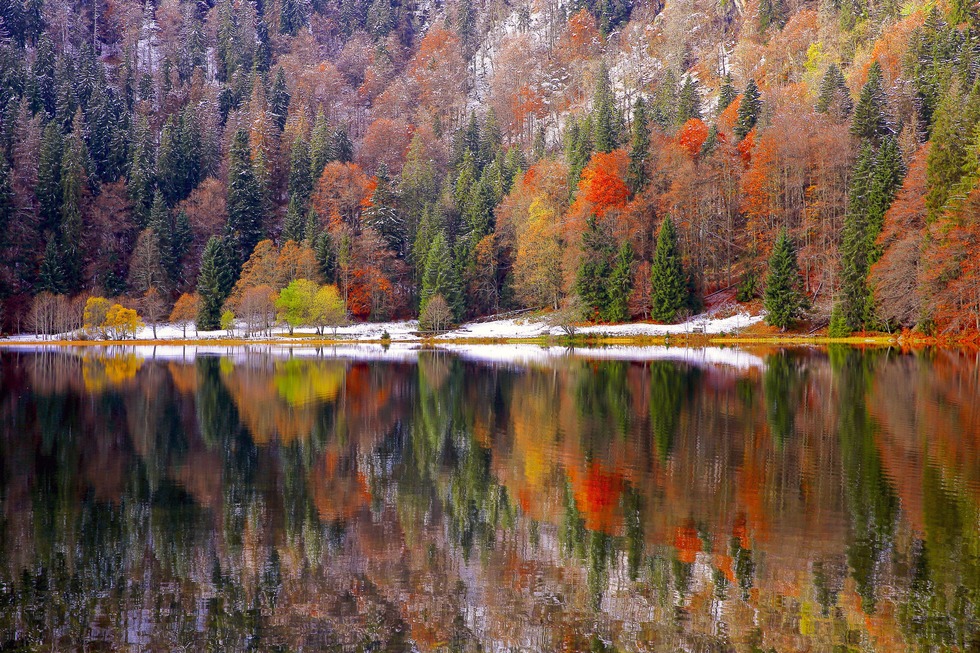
[437,344,765,370]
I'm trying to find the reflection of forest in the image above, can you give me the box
[0,348,979,651]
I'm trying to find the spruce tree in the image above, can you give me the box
[593,62,618,153]
[850,61,891,144]
[758,0,785,33]
[650,216,688,323]
[279,0,306,35]
[816,64,853,119]
[676,76,701,125]
[650,70,677,128]
[627,97,650,194]
[606,240,635,323]
[330,127,353,163]
[37,237,65,294]
[36,121,63,233]
[576,216,615,320]
[309,111,331,179]
[420,230,462,319]
[127,116,155,227]
[197,236,234,330]
[287,136,313,211]
[718,74,737,112]
[925,79,980,220]
[733,78,761,141]
[763,229,805,330]
[59,113,86,293]
[225,128,263,267]
[283,196,306,243]
[269,67,290,130]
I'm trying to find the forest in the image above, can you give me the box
[0,0,978,334]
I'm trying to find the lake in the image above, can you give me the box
[0,345,978,651]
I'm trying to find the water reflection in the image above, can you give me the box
[0,345,979,651]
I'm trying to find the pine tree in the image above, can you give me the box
[283,196,305,243]
[287,137,313,212]
[850,61,891,144]
[718,74,737,112]
[127,116,155,227]
[226,128,263,267]
[606,240,635,322]
[763,229,805,330]
[420,230,463,319]
[279,0,306,35]
[676,76,701,125]
[592,62,619,153]
[36,120,63,233]
[197,236,234,330]
[758,0,785,33]
[925,79,980,220]
[650,216,688,323]
[37,237,65,294]
[734,78,761,141]
[330,127,353,163]
[576,215,615,320]
[59,112,86,293]
[366,0,395,37]
[650,70,677,128]
[309,110,331,180]
[816,64,853,119]
[269,67,290,130]
[363,163,405,255]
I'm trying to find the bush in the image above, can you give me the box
[736,271,758,302]
[828,304,850,338]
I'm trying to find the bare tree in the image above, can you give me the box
[140,287,167,339]
[29,293,59,339]
[239,285,277,337]
[420,294,453,332]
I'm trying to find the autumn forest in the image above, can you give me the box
[0,0,979,335]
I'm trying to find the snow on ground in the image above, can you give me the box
[1,312,763,344]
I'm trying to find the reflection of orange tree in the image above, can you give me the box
[82,353,143,392]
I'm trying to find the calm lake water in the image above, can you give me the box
[0,345,978,652]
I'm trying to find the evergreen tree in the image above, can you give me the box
[37,236,65,294]
[606,240,635,322]
[309,110,331,179]
[650,70,677,128]
[566,116,594,187]
[576,215,615,320]
[269,67,290,130]
[816,64,853,119]
[363,163,405,255]
[850,61,891,144]
[733,78,762,141]
[592,62,619,153]
[225,128,263,267]
[127,115,155,227]
[279,0,306,35]
[59,113,86,293]
[763,229,805,330]
[420,230,463,319]
[758,0,785,33]
[330,127,353,163]
[36,120,63,233]
[197,236,234,330]
[366,0,395,37]
[925,79,980,220]
[718,74,737,112]
[283,196,306,243]
[676,76,701,125]
[287,136,313,211]
[650,216,688,322]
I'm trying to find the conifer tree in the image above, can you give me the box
[330,127,353,163]
[850,61,891,144]
[287,136,312,211]
[925,79,980,220]
[650,70,677,128]
[38,237,65,294]
[676,76,701,125]
[283,196,306,243]
[366,0,395,37]
[576,216,615,320]
[593,62,619,153]
[718,74,737,112]
[650,216,688,322]
[733,78,761,141]
[763,229,805,330]
[127,116,155,227]
[606,240,635,322]
[197,236,235,330]
[279,0,306,35]
[420,230,462,319]
[60,113,86,293]
[627,98,650,194]
[816,64,853,119]
[36,120,63,233]
[309,111,331,179]
[269,67,290,130]
[758,0,785,33]
[226,128,263,267]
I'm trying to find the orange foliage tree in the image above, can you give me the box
[677,118,709,158]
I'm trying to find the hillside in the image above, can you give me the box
[0,0,977,335]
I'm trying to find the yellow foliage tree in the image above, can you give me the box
[83,297,112,339]
[104,304,144,340]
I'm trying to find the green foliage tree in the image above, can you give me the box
[650,216,688,323]
[576,216,615,320]
[269,67,290,130]
[763,230,805,330]
[850,61,891,144]
[606,240,635,323]
[816,64,853,119]
[276,278,317,334]
[59,112,86,293]
[758,0,785,33]
[718,74,737,112]
[676,76,701,125]
[287,136,313,212]
[627,98,650,194]
[734,78,761,141]
[420,231,463,320]
[226,128,263,267]
[925,79,980,220]
[36,120,63,233]
[592,63,619,153]
[197,236,235,330]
